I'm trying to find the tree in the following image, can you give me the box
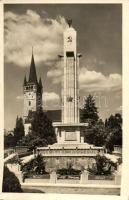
[81,95,105,146]
[31,108,56,144]
[105,113,122,152]
[92,119,106,146]
[4,133,15,148]
[19,108,56,150]
[84,119,106,146]
[28,136,48,151]
[18,133,48,151]
[81,95,99,125]
[14,116,25,145]
[2,166,22,192]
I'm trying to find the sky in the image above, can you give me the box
[4,4,122,130]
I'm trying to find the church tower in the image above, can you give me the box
[23,51,43,122]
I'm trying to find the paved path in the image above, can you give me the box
[21,183,120,195]
[6,163,22,182]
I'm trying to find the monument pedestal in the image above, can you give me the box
[53,122,88,144]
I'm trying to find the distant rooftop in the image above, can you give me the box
[44,109,84,122]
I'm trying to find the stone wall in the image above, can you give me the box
[42,156,95,172]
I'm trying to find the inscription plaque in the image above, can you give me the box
[65,131,77,141]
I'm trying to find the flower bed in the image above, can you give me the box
[57,168,81,180]
[26,173,50,179]
[57,168,81,176]
[88,174,114,180]
[57,174,80,180]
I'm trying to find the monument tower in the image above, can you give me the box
[53,20,87,144]
[62,20,79,124]
[38,20,104,171]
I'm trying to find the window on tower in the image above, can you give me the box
[29,101,31,106]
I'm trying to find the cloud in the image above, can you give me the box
[16,92,60,110]
[47,61,63,84]
[43,92,60,109]
[16,95,23,100]
[79,67,122,92]
[4,10,67,67]
[16,92,60,102]
[47,66,122,92]
[43,92,60,102]
[116,105,122,112]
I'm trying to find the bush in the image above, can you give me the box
[2,166,22,192]
[87,155,117,175]
[57,168,81,176]
[21,154,46,175]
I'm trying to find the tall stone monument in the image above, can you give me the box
[37,20,104,171]
[53,20,87,144]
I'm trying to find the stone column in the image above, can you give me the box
[114,173,121,185]
[76,130,80,143]
[55,127,59,143]
[114,164,121,185]
[81,136,84,143]
[61,130,65,143]
[80,170,89,184]
[50,171,57,183]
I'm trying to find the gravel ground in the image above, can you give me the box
[22,185,120,195]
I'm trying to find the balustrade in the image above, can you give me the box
[38,148,103,155]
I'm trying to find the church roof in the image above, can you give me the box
[28,52,38,84]
[44,109,84,122]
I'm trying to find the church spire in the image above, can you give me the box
[39,77,43,88]
[23,75,27,86]
[28,48,38,83]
